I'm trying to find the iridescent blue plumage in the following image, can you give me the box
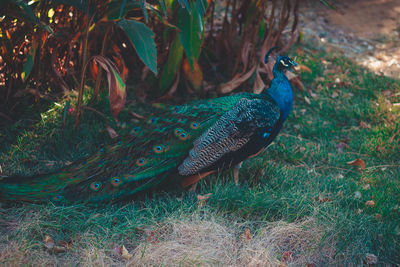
[0,51,297,203]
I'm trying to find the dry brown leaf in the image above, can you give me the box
[359,120,371,129]
[121,245,132,260]
[290,76,305,90]
[308,89,318,99]
[331,90,339,98]
[299,64,312,73]
[105,123,118,139]
[197,193,212,207]
[282,251,293,262]
[44,235,55,250]
[347,159,366,170]
[218,66,256,94]
[365,253,378,264]
[374,214,382,221]
[53,245,67,253]
[240,228,252,241]
[335,142,349,153]
[146,230,160,243]
[365,200,375,207]
[92,56,126,119]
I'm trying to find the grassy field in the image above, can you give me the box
[0,45,399,266]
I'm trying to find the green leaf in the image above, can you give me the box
[92,56,127,119]
[177,0,190,11]
[21,42,38,82]
[117,19,158,74]
[140,0,148,22]
[12,0,53,33]
[159,34,183,93]
[177,2,203,68]
[159,0,167,17]
[105,1,141,21]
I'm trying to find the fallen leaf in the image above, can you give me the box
[304,96,311,104]
[282,251,293,262]
[240,228,252,241]
[121,245,132,260]
[105,123,118,139]
[359,120,371,129]
[347,159,366,170]
[365,200,375,207]
[331,90,339,98]
[299,64,312,73]
[53,245,67,253]
[44,235,55,250]
[308,89,318,99]
[197,193,212,207]
[335,142,349,153]
[374,214,382,221]
[287,72,304,90]
[365,253,378,264]
[363,184,371,190]
[146,230,160,243]
[381,90,392,97]
[315,196,332,203]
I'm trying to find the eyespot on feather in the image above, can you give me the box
[52,195,63,201]
[153,145,165,154]
[130,126,141,135]
[190,122,200,129]
[179,132,190,141]
[174,128,183,136]
[90,182,102,191]
[111,177,122,187]
[136,157,147,166]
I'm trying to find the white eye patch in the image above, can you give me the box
[280,59,289,67]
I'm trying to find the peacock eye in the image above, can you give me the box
[190,122,199,129]
[111,177,122,187]
[90,182,102,191]
[153,145,164,153]
[136,157,147,166]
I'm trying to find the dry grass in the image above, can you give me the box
[0,212,335,267]
[129,216,333,267]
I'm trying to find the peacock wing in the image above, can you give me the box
[178,97,281,176]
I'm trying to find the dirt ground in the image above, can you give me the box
[301,0,400,78]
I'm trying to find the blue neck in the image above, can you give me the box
[266,66,293,121]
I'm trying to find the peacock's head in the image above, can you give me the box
[264,47,298,71]
[275,55,298,70]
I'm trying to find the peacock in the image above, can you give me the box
[0,48,297,203]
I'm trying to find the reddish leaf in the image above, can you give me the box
[365,200,375,207]
[197,193,212,207]
[105,123,118,139]
[240,228,252,241]
[183,58,203,90]
[92,56,126,119]
[347,159,366,170]
[282,251,293,262]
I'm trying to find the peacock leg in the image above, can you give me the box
[233,162,243,185]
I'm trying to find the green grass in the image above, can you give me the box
[1,46,399,266]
